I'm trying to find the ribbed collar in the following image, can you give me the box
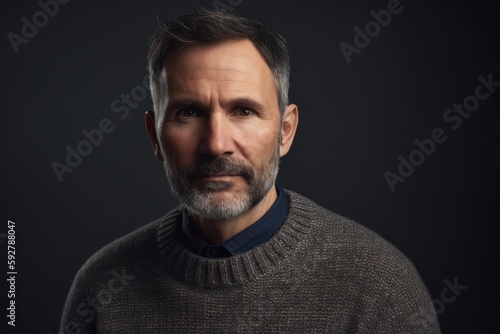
[157,190,317,288]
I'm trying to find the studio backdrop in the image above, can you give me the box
[1,0,499,332]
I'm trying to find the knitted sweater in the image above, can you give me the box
[60,190,440,333]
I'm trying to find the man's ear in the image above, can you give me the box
[279,103,299,158]
[145,110,164,161]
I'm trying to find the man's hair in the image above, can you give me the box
[147,9,291,123]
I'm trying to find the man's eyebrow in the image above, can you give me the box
[166,97,266,112]
[228,97,265,110]
[166,99,205,113]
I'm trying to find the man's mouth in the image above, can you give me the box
[197,173,240,178]
[184,157,254,184]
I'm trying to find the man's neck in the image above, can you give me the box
[187,186,278,245]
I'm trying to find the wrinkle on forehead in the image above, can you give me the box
[162,39,277,110]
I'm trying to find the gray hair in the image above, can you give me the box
[147,9,290,127]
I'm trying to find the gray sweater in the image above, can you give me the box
[60,190,440,333]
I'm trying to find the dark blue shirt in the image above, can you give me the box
[181,185,289,258]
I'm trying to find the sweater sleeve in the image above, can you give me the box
[59,261,99,334]
[378,258,441,333]
[58,219,162,334]
[315,206,441,333]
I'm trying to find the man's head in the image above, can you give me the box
[145,10,298,221]
[147,9,291,126]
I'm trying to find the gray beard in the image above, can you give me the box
[163,145,280,221]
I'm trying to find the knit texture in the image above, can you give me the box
[60,190,440,333]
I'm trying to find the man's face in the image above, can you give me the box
[149,39,292,220]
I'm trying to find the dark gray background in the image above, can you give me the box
[1,0,499,332]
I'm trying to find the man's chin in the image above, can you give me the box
[187,190,251,221]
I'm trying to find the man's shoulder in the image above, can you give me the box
[286,189,383,239]
[72,208,182,283]
[286,189,418,273]
[60,208,183,331]
[285,190,439,331]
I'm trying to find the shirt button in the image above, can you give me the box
[208,247,221,258]
[207,246,231,258]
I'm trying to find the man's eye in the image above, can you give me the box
[235,108,255,117]
[178,108,199,118]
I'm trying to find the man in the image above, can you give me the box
[61,9,440,333]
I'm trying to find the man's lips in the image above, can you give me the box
[197,173,240,178]
[191,172,243,182]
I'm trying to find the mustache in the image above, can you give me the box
[184,157,254,182]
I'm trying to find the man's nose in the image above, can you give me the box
[199,113,235,157]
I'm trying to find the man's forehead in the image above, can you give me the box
[161,39,276,102]
[162,39,272,79]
